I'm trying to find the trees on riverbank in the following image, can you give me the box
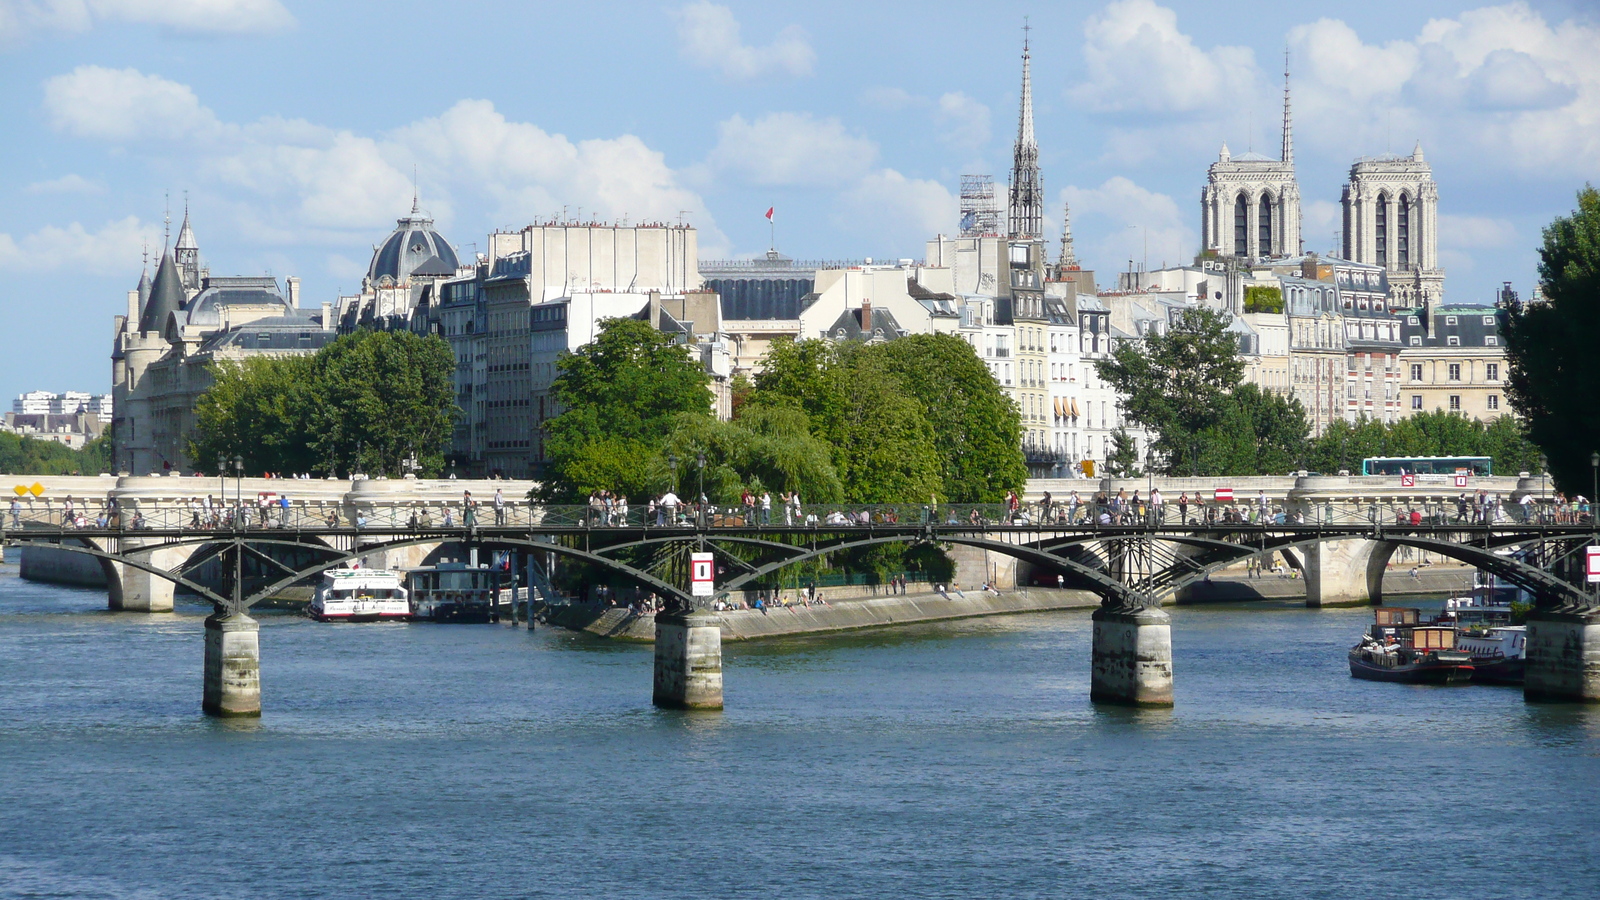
[539,324,1026,506]
[1501,186,1600,494]
[188,330,455,477]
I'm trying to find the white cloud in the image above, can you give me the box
[1060,178,1193,272]
[672,1,813,80]
[1071,0,1257,113]
[0,216,160,274]
[835,169,955,251]
[25,173,102,194]
[706,112,877,187]
[43,66,220,140]
[936,92,991,151]
[39,68,724,253]
[394,99,713,236]
[1289,3,1600,175]
[0,0,292,42]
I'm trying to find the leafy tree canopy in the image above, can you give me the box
[751,336,1017,503]
[1306,410,1540,477]
[873,332,1027,502]
[0,431,108,476]
[1095,307,1247,474]
[1501,185,1600,493]
[188,330,457,477]
[539,317,713,500]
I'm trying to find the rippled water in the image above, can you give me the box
[1,561,1597,899]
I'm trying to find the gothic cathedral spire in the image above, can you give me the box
[1057,201,1077,270]
[1008,22,1043,240]
[1281,49,1294,169]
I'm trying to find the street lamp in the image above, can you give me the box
[1590,452,1598,525]
[232,455,244,528]
[696,450,707,526]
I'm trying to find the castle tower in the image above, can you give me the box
[1007,27,1043,240]
[1341,141,1443,313]
[1201,56,1301,259]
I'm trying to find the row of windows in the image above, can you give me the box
[1408,362,1500,382]
[1410,395,1500,411]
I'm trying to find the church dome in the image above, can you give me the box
[367,202,460,286]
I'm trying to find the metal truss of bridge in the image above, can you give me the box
[6,501,1599,716]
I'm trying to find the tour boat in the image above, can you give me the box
[308,567,411,622]
[1348,607,1475,684]
[405,561,501,623]
[1456,625,1527,685]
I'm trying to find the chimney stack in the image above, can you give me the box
[861,298,872,333]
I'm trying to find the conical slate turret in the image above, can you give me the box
[140,250,184,335]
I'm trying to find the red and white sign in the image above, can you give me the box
[1214,488,1234,503]
[1455,474,1469,488]
[1587,546,1600,584]
[691,552,715,597]
[1400,474,1416,488]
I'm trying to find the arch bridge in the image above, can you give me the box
[5,503,1597,715]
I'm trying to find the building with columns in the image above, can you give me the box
[1341,144,1444,314]
[1200,65,1302,260]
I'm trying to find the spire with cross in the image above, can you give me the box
[1008,19,1043,239]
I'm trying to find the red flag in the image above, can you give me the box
[764,207,774,222]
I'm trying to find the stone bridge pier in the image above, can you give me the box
[1298,538,1394,608]
[108,538,201,612]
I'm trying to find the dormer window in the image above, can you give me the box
[1446,315,1458,325]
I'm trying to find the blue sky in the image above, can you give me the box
[2,0,1597,401]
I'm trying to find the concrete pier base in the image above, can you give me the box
[652,610,723,710]
[1090,605,1174,708]
[1524,608,1600,703]
[203,612,261,717]
[1301,539,1389,608]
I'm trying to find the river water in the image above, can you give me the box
[1,562,1597,899]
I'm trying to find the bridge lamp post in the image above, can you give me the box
[696,451,707,529]
[1590,452,1598,527]
[232,456,243,529]
[667,454,679,525]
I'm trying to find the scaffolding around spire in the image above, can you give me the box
[960,175,1002,236]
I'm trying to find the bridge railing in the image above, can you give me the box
[2,497,1586,533]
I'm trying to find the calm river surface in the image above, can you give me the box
[1,561,1597,899]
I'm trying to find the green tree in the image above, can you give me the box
[187,331,457,477]
[1501,185,1600,493]
[189,355,318,475]
[1095,307,1246,475]
[661,405,844,504]
[0,432,91,475]
[1105,427,1143,477]
[872,332,1026,501]
[1232,383,1310,474]
[308,331,456,477]
[540,318,713,500]
[752,339,943,503]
